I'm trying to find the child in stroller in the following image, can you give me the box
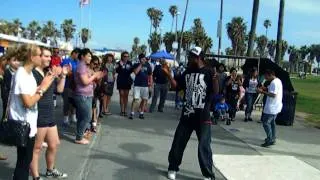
[211,95,231,125]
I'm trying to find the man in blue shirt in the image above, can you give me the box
[129,54,152,119]
[60,48,80,125]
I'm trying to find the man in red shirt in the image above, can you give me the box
[51,48,62,108]
[51,48,62,67]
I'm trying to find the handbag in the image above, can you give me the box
[0,77,31,147]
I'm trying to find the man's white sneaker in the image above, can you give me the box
[167,171,176,180]
[203,177,212,180]
[42,142,48,148]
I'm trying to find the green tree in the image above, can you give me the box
[191,18,212,53]
[226,17,247,56]
[163,32,175,53]
[181,31,193,51]
[148,32,161,53]
[288,45,300,73]
[263,19,271,37]
[225,47,233,55]
[267,40,276,60]
[256,35,268,57]
[41,21,57,43]
[309,44,320,73]
[147,8,155,37]
[0,20,11,34]
[12,19,22,36]
[247,0,260,57]
[152,9,163,33]
[81,28,91,47]
[139,44,148,55]
[169,5,178,33]
[27,20,41,40]
[275,0,285,64]
[131,37,141,58]
[61,19,76,42]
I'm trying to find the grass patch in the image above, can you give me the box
[291,76,320,126]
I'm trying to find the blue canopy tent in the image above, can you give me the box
[149,50,174,60]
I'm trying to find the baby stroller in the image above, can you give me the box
[211,94,232,125]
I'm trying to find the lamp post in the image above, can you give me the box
[217,0,224,62]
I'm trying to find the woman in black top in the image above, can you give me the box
[225,67,241,121]
[30,48,68,179]
[115,51,133,116]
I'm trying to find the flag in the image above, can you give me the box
[80,0,90,7]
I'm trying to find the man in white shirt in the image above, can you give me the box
[257,69,283,147]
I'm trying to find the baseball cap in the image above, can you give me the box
[189,46,204,58]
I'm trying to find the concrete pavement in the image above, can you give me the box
[0,92,320,180]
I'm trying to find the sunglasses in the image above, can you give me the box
[123,55,129,58]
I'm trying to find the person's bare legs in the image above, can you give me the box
[123,90,130,114]
[139,99,147,113]
[102,95,108,113]
[45,126,60,171]
[119,90,124,113]
[106,96,112,113]
[30,127,48,178]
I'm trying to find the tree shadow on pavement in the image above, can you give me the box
[0,161,14,179]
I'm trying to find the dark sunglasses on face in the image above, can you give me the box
[123,55,129,58]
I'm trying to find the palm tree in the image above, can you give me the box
[203,37,213,53]
[169,5,178,33]
[264,19,272,37]
[267,40,276,60]
[81,28,90,47]
[0,20,10,34]
[226,17,247,56]
[148,32,161,53]
[12,19,22,36]
[152,9,163,33]
[139,44,148,54]
[288,46,300,73]
[41,21,56,43]
[256,35,268,57]
[182,31,193,51]
[147,8,155,37]
[163,32,175,53]
[247,0,260,57]
[61,19,76,42]
[131,37,141,58]
[27,20,41,40]
[275,0,285,65]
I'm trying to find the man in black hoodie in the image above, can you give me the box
[164,47,216,180]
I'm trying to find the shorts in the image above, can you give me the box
[103,82,114,96]
[133,86,149,100]
[37,120,56,128]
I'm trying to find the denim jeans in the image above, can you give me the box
[168,120,215,179]
[245,93,258,118]
[227,95,238,119]
[73,95,93,140]
[150,83,168,112]
[261,113,277,143]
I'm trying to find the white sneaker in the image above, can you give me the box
[42,142,48,148]
[203,177,212,180]
[167,171,176,180]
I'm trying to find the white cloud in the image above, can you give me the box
[263,0,320,15]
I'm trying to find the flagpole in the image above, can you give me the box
[80,2,84,48]
[89,0,92,46]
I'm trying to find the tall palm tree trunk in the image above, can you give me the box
[171,17,174,33]
[149,20,153,53]
[179,0,189,64]
[275,0,285,64]
[247,0,260,57]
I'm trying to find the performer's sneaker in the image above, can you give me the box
[46,168,68,179]
[167,171,176,180]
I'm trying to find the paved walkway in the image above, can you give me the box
[0,92,319,180]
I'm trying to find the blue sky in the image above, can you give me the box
[1,0,320,54]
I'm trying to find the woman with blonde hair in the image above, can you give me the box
[8,44,54,180]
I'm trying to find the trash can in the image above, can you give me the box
[276,91,298,126]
